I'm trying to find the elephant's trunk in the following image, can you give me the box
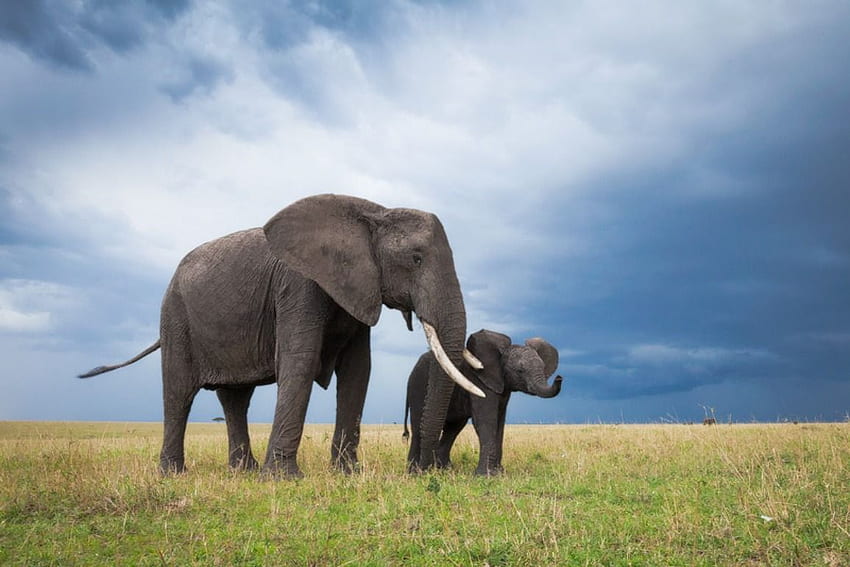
[529,374,563,398]
[409,216,469,472]
[415,304,467,471]
[525,337,561,398]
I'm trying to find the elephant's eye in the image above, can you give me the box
[412,254,423,267]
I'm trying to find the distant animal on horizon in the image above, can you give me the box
[78,194,484,478]
[404,329,563,476]
[703,417,717,425]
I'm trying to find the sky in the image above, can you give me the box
[1,0,849,426]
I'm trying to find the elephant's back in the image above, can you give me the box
[173,227,280,321]
[177,228,269,278]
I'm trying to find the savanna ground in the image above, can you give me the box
[1,421,849,566]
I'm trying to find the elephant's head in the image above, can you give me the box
[263,194,479,468]
[467,330,563,398]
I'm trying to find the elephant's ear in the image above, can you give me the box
[466,329,511,394]
[263,194,386,326]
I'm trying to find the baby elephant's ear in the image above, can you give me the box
[467,329,511,394]
[525,337,559,377]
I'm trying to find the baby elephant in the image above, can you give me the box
[404,329,563,476]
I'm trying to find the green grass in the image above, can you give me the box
[1,422,849,566]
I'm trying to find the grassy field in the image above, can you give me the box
[1,422,849,566]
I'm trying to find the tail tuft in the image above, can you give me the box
[78,366,111,378]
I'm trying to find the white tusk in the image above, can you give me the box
[463,349,484,370]
[422,321,486,398]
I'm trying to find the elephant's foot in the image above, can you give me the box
[333,457,360,475]
[229,453,259,471]
[332,448,360,475]
[408,460,439,475]
[262,454,303,479]
[473,464,504,477]
[159,457,187,476]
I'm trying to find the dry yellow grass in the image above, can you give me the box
[1,421,848,565]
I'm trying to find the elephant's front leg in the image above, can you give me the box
[332,325,371,474]
[216,386,258,470]
[263,351,319,479]
[470,395,506,476]
[492,400,508,473]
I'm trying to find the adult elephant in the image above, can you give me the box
[404,329,562,475]
[79,194,483,478]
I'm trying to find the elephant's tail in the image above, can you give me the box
[78,340,161,378]
[402,393,410,442]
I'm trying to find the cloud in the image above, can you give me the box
[0,0,191,71]
[0,279,74,333]
[627,344,772,366]
[0,304,50,332]
[795,332,850,346]
[0,1,93,70]
[558,342,782,402]
[159,53,235,102]
[1,1,849,423]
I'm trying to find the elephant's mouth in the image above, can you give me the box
[401,309,414,331]
[398,307,486,398]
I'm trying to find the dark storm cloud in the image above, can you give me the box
[531,20,850,408]
[0,0,93,70]
[0,0,191,70]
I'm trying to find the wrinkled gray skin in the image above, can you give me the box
[405,329,562,476]
[79,194,469,478]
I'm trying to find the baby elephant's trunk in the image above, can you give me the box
[530,375,563,398]
[524,337,562,398]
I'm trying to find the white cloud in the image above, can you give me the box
[627,343,773,366]
[558,348,584,359]
[792,332,850,346]
[0,305,50,332]
[0,279,75,333]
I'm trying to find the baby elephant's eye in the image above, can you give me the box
[412,254,423,266]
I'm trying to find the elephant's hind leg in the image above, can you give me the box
[217,386,258,470]
[159,294,199,475]
[160,378,199,474]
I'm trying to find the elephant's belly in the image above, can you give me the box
[191,328,277,387]
[201,373,276,391]
[184,296,278,386]
[199,363,275,390]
